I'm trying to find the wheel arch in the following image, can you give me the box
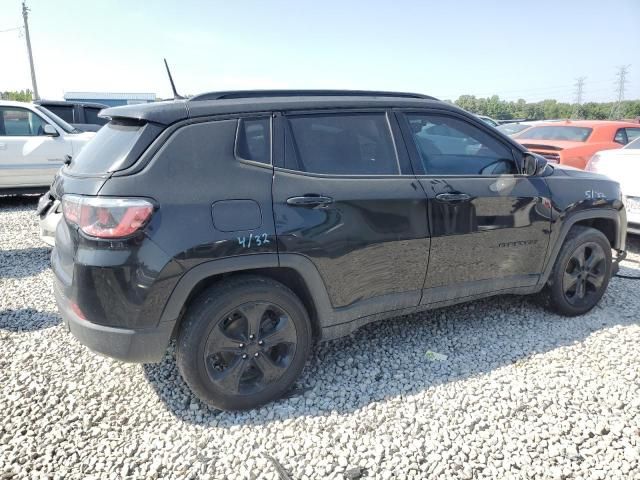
[540,208,624,285]
[160,253,334,341]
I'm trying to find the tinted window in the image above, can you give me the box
[516,126,592,142]
[236,117,271,164]
[286,113,398,175]
[614,129,627,145]
[0,108,48,136]
[406,114,516,176]
[625,128,640,143]
[44,105,74,123]
[36,106,77,134]
[68,121,143,174]
[624,137,640,149]
[84,107,106,125]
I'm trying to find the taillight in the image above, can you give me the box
[62,195,154,239]
[585,154,601,172]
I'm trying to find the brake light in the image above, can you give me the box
[585,154,602,172]
[62,195,154,239]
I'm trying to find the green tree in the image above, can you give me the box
[0,89,33,102]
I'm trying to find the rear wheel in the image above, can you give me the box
[176,275,311,410]
[544,226,612,316]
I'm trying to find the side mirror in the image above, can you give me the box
[523,153,547,176]
[43,124,59,137]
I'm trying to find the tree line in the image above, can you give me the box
[452,95,640,121]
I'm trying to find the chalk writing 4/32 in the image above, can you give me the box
[238,233,270,248]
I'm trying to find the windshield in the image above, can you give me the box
[624,137,640,149]
[515,125,593,142]
[35,105,80,134]
[497,123,532,136]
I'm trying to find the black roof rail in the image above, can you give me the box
[189,89,437,102]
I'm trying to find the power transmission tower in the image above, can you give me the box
[22,1,39,100]
[610,65,630,120]
[572,76,586,119]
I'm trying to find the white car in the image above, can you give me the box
[0,100,95,192]
[586,137,640,235]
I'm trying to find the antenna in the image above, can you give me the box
[164,58,184,100]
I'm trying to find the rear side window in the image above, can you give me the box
[68,121,144,174]
[285,113,398,175]
[236,117,271,164]
[406,114,516,176]
[614,129,628,145]
[625,128,640,143]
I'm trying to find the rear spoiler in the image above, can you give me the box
[521,143,564,151]
[99,102,188,126]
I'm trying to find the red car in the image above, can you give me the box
[513,120,640,169]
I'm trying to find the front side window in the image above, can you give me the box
[285,113,398,175]
[236,117,271,164]
[0,108,48,136]
[406,114,516,176]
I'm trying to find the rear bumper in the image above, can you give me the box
[54,280,174,363]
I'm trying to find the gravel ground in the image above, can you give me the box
[1,195,639,480]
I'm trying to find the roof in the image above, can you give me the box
[0,100,34,108]
[100,91,448,125]
[36,99,109,108]
[64,92,156,101]
[529,120,640,128]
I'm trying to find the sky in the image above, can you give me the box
[1,0,639,103]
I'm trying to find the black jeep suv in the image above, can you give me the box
[50,90,627,410]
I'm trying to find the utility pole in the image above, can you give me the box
[610,65,630,120]
[572,76,586,119]
[22,1,39,101]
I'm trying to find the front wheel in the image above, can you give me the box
[176,275,312,410]
[544,226,612,316]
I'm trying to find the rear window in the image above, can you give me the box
[68,121,144,175]
[516,126,592,142]
[43,105,74,123]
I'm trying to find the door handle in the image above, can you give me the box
[286,195,334,207]
[0,143,6,150]
[435,192,472,203]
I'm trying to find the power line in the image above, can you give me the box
[572,76,586,118]
[0,26,22,33]
[610,65,630,119]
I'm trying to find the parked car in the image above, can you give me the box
[512,120,640,169]
[497,121,533,137]
[477,115,499,127]
[0,101,95,195]
[586,137,640,235]
[49,90,627,410]
[34,100,109,132]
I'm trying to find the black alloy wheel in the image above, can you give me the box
[562,242,607,307]
[204,302,298,395]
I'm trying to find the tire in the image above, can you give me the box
[544,226,612,316]
[176,275,312,411]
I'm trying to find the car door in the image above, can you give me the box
[0,106,70,188]
[397,110,552,304]
[271,110,430,318]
